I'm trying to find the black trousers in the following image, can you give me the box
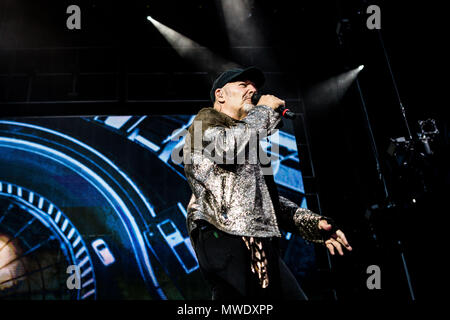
[191,221,308,300]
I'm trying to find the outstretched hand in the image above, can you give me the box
[318,220,352,256]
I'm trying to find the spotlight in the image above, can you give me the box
[146,15,238,72]
[304,65,365,108]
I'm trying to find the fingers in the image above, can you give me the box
[335,230,352,251]
[325,241,335,255]
[325,239,344,255]
[325,230,352,256]
[321,222,353,255]
[259,94,285,110]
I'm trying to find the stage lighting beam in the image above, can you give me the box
[304,65,365,108]
[146,16,238,72]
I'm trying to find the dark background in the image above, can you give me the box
[0,0,447,301]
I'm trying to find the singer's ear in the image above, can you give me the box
[215,88,225,103]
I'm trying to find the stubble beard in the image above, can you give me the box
[243,103,255,113]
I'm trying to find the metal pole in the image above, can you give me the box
[355,78,390,200]
[355,75,416,301]
[377,30,413,140]
[376,28,416,302]
[399,241,416,300]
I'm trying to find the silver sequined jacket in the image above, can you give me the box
[183,105,327,243]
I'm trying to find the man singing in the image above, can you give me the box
[183,66,352,300]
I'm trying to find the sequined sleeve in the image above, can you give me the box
[202,105,281,163]
[277,195,327,244]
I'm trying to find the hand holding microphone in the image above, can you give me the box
[255,94,284,111]
[251,93,296,119]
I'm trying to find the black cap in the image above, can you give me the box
[210,66,265,102]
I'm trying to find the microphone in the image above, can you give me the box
[251,93,296,119]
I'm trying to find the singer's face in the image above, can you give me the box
[222,80,257,110]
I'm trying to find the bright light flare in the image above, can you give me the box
[304,65,365,108]
[220,0,261,46]
[0,234,24,291]
[146,15,238,71]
